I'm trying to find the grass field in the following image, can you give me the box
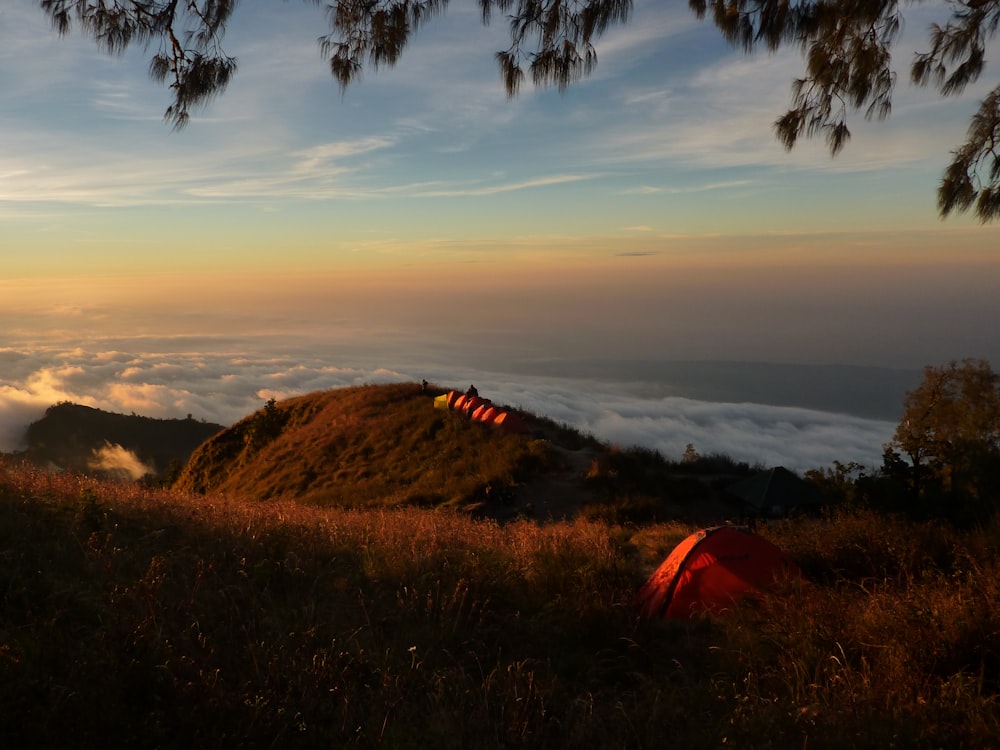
[2,458,998,749]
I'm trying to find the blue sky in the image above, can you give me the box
[4,0,999,258]
[1,1,999,470]
[3,1,998,365]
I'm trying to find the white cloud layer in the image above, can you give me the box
[0,342,895,474]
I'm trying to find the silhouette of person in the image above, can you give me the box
[466,384,479,397]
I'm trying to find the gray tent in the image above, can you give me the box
[726,466,824,519]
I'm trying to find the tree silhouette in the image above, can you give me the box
[37,0,1000,220]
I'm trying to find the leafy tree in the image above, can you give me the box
[886,358,1000,520]
[37,1,1000,220]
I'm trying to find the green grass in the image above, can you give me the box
[2,460,998,748]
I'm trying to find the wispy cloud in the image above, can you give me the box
[621,185,663,195]
[620,180,754,196]
[292,138,397,173]
[403,173,596,197]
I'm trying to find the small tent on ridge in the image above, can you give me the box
[637,526,800,620]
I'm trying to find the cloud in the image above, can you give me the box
[0,387,53,452]
[88,442,156,480]
[404,173,596,197]
[4,0,992,221]
[291,138,398,175]
[0,340,898,474]
[582,19,1000,175]
[584,3,700,72]
[465,375,895,473]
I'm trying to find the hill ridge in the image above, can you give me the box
[172,382,748,524]
[20,402,224,480]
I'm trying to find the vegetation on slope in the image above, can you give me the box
[1,461,997,749]
[171,383,757,522]
[172,383,561,512]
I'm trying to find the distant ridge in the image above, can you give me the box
[20,402,224,479]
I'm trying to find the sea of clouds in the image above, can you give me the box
[0,339,897,474]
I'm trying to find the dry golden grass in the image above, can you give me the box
[2,459,998,749]
[173,383,557,512]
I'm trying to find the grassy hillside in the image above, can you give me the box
[1,461,997,748]
[171,382,754,523]
[172,383,558,510]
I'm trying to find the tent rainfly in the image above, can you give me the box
[637,526,801,620]
[441,390,530,435]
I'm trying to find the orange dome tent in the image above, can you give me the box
[479,406,501,424]
[463,396,488,414]
[637,526,800,620]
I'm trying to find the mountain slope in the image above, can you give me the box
[173,383,571,512]
[173,382,750,522]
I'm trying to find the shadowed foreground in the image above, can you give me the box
[2,460,998,748]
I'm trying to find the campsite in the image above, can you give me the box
[1,381,998,749]
[9,1,1000,746]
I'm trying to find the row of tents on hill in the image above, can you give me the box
[434,389,530,434]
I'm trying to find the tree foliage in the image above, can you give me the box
[37,0,1000,220]
[886,358,1000,520]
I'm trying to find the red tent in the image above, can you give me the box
[463,396,487,414]
[637,526,800,619]
[479,406,501,424]
[492,410,529,434]
[471,404,493,421]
